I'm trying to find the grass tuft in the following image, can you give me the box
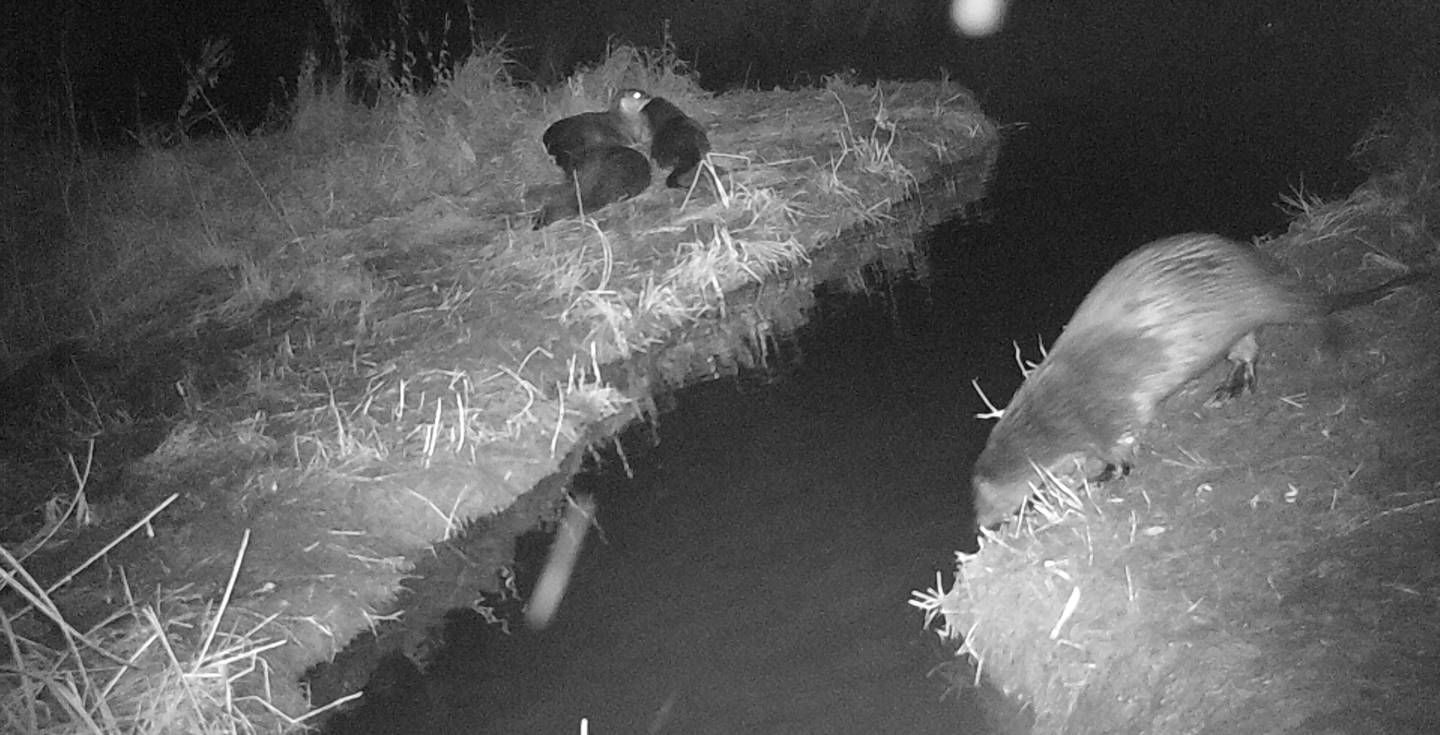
[925,89,1440,732]
[3,31,997,729]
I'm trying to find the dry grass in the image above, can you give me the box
[3,34,998,732]
[0,498,323,734]
[925,95,1440,733]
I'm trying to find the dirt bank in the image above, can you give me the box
[0,48,998,730]
[935,100,1440,734]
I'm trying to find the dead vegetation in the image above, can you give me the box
[0,36,997,733]
[915,93,1440,733]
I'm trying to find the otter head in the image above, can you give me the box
[611,88,652,144]
[613,88,651,114]
[971,449,1115,531]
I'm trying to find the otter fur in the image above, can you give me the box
[540,89,650,176]
[635,94,711,189]
[533,146,652,228]
[971,232,1434,529]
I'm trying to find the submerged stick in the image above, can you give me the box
[526,493,597,630]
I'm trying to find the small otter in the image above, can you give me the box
[635,94,711,189]
[533,145,652,228]
[971,232,1434,530]
[541,89,650,176]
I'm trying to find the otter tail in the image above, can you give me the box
[534,146,652,228]
[1324,267,1437,313]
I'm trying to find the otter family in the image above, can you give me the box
[971,232,1436,531]
[533,88,711,228]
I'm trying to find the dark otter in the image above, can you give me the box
[971,232,1434,530]
[541,89,650,176]
[533,146,652,228]
[636,94,711,189]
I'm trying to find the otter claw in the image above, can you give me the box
[1206,359,1256,407]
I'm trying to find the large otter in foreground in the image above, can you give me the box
[971,232,1434,530]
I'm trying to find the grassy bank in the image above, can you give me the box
[919,93,1440,733]
[0,42,998,732]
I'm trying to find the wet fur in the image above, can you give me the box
[972,232,1433,529]
[533,146,652,228]
[638,96,711,189]
[541,90,649,176]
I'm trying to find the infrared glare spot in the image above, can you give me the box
[951,0,1009,37]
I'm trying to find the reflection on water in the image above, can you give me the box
[326,22,1388,730]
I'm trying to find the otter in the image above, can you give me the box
[971,232,1434,530]
[533,145,652,228]
[534,89,655,228]
[635,94,711,189]
[541,89,650,176]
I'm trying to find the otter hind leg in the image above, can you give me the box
[533,146,651,229]
[665,154,702,189]
[532,182,579,229]
[577,147,651,209]
[1206,331,1260,407]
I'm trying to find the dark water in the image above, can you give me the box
[324,13,1411,735]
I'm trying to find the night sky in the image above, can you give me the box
[4,1,1434,146]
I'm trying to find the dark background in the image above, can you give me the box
[4,1,1434,157]
[7,1,1438,731]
